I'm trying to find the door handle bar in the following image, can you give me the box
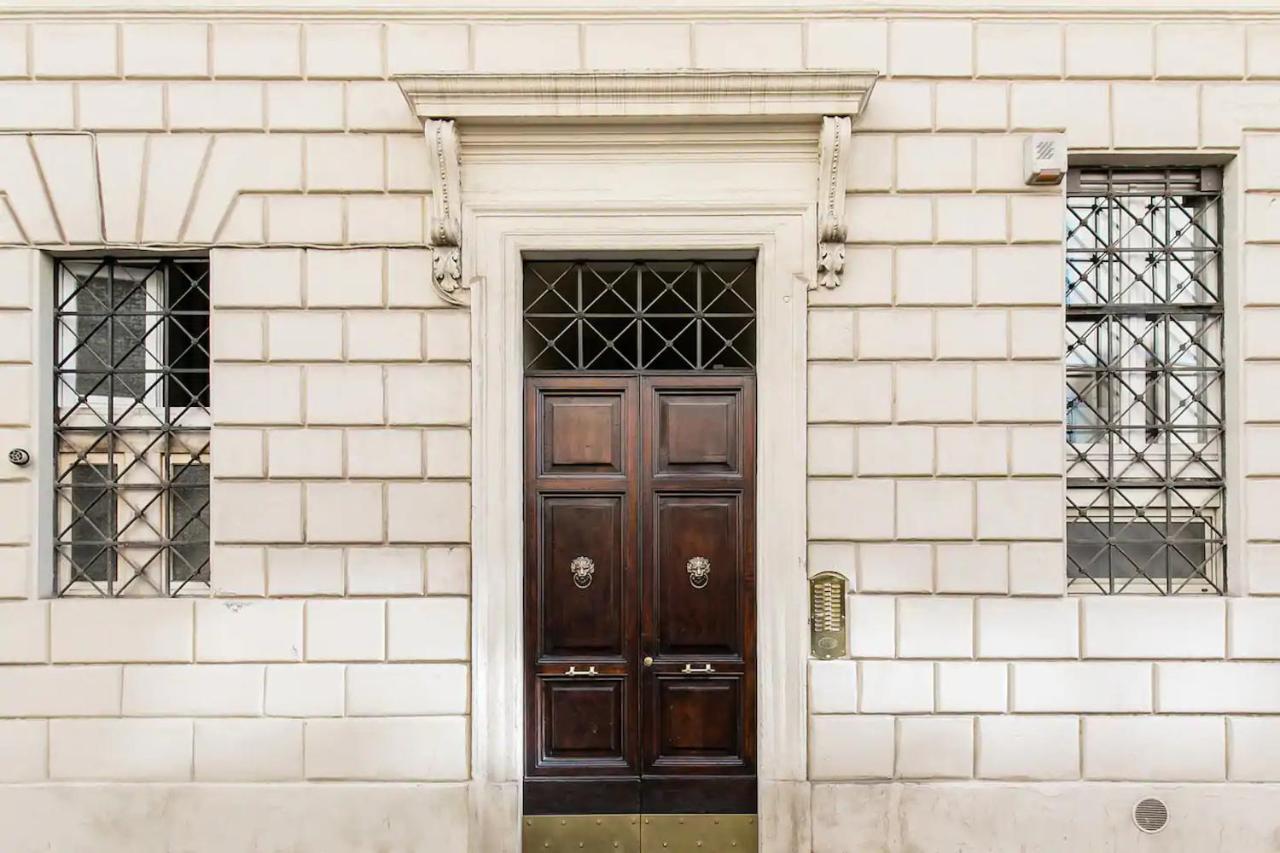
[565,665,598,677]
[681,663,716,674]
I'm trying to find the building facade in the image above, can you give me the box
[1,1,1280,850]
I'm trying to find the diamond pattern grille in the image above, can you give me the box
[523,259,756,372]
[1065,168,1225,594]
[53,258,211,597]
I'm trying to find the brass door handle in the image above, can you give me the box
[681,663,716,674]
[643,656,654,667]
[565,666,597,677]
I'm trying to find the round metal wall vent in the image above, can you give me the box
[1133,798,1170,834]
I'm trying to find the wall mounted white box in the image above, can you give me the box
[1023,132,1067,185]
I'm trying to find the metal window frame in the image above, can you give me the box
[1065,166,1226,595]
[53,257,211,597]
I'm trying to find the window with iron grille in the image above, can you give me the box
[54,257,211,596]
[523,258,756,372]
[1065,167,1225,594]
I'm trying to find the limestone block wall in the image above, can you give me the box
[0,261,473,782]
[800,13,1280,848]
[805,12,1280,787]
[0,19,473,842]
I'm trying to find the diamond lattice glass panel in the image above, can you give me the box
[1067,487,1225,595]
[54,258,211,597]
[523,258,756,371]
[169,460,211,592]
[67,463,116,586]
[65,262,151,401]
[1065,168,1225,594]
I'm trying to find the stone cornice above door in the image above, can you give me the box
[395,70,877,120]
[394,69,879,304]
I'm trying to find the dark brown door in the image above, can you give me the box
[524,373,756,817]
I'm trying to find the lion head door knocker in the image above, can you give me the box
[570,556,596,590]
[686,556,711,590]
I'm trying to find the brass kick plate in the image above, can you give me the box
[522,814,757,853]
[523,815,641,852]
[641,814,757,852]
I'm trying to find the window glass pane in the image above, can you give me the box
[167,260,211,411]
[1068,521,1207,583]
[69,463,115,584]
[170,462,210,589]
[64,262,151,402]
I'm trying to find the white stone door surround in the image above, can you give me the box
[395,70,878,853]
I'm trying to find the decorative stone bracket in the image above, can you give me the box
[396,71,879,304]
[816,115,853,290]
[425,118,464,306]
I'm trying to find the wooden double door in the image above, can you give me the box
[524,372,757,817]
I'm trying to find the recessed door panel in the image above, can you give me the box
[541,392,628,476]
[537,676,631,770]
[649,675,747,770]
[655,392,742,477]
[652,494,742,658]
[540,495,626,659]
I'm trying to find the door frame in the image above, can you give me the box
[468,204,812,852]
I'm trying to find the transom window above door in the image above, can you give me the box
[522,258,757,372]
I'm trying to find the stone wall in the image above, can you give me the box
[0,18,474,849]
[800,12,1280,850]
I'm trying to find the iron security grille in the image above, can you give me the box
[523,259,756,371]
[1065,167,1225,594]
[54,257,211,596]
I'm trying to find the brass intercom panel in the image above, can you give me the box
[809,571,848,660]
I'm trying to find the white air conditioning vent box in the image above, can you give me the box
[1024,133,1067,186]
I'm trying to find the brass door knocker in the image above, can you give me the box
[570,556,595,589]
[686,556,711,589]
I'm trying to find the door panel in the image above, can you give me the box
[537,677,631,769]
[541,393,629,476]
[525,376,640,796]
[652,494,742,658]
[640,375,756,799]
[651,676,745,760]
[655,393,742,476]
[539,495,626,659]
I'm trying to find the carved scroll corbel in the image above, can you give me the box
[426,118,465,306]
[816,115,853,290]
